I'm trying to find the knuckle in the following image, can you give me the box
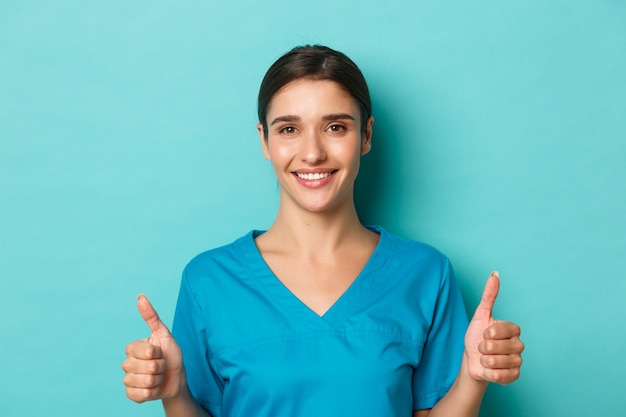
[481,355,495,368]
[125,342,137,356]
[492,368,520,386]
[484,327,495,339]
[126,387,146,403]
[143,374,156,387]
[504,370,519,385]
[147,359,162,374]
[122,373,132,386]
[144,345,155,358]
[144,373,162,388]
[145,344,162,359]
[490,371,502,383]
[126,340,145,356]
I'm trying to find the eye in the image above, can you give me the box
[327,124,346,133]
[278,125,297,135]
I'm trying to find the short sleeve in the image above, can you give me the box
[412,258,468,410]
[172,271,223,417]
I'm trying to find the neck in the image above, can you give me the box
[263,196,370,257]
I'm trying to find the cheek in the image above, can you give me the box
[273,144,293,159]
[266,141,295,166]
[330,142,362,165]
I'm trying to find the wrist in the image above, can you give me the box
[162,386,200,417]
[460,352,489,391]
[161,369,192,406]
[163,386,189,402]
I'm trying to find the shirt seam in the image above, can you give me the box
[213,327,425,356]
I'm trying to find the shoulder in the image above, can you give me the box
[371,226,456,295]
[374,226,450,269]
[182,230,259,283]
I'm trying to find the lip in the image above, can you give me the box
[293,167,336,174]
[292,169,337,188]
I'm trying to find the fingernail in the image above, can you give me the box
[491,271,499,278]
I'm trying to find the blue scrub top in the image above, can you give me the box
[172,226,468,417]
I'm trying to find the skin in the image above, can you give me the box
[122,79,524,417]
[258,78,372,216]
[255,79,378,316]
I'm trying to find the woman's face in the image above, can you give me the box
[258,79,373,214]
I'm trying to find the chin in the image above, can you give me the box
[283,187,354,214]
[298,198,348,214]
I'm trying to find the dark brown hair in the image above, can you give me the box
[257,45,372,136]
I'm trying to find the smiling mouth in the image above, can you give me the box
[295,171,335,180]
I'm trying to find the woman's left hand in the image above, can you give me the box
[463,272,524,385]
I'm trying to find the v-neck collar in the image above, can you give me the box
[236,226,395,328]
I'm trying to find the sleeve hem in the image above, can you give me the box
[196,398,221,417]
[413,385,452,411]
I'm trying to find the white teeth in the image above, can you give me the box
[296,172,331,180]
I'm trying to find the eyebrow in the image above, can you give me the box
[322,113,356,122]
[270,115,300,126]
[270,113,356,126]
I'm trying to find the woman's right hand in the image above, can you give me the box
[122,295,186,403]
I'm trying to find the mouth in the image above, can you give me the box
[295,171,334,181]
[292,169,337,187]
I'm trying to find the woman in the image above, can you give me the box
[122,45,524,417]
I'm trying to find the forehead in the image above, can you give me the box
[267,79,359,117]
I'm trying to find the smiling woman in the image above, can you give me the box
[258,78,372,215]
[121,45,524,417]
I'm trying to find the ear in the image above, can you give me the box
[257,123,271,160]
[360,116,374,156]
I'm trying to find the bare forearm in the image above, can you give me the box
[426,357,488,417]
[163,387,211,417]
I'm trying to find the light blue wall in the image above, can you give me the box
[1,1,624,416]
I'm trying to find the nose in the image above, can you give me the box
[299,130,326,164]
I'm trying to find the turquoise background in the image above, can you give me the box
[1,1,625,416]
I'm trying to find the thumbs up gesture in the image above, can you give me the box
[463,272,524,385]
[122,295,186,403]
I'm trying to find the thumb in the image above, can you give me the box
[137,294,172,337]
[472,271,500,321]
